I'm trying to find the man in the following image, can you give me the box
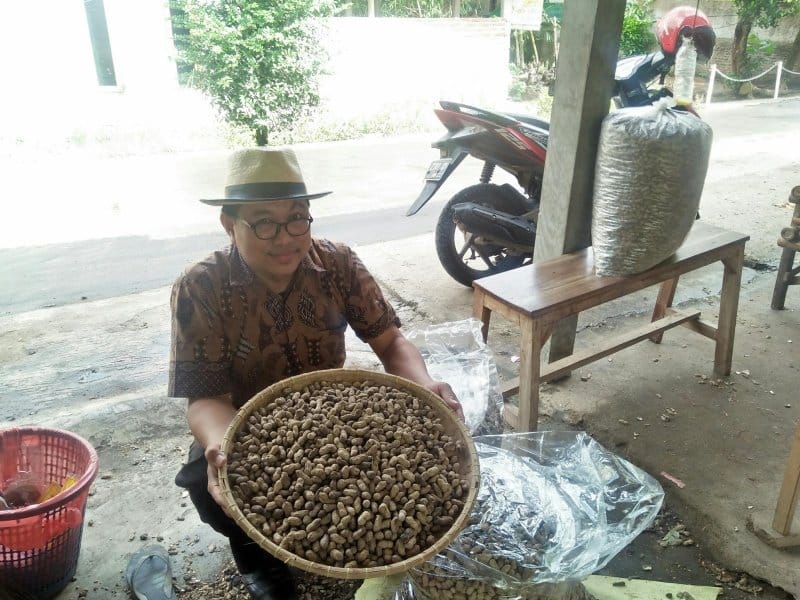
[169,147,461,600]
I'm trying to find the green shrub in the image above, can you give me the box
[619,1,656,57]
[172,0,335,146]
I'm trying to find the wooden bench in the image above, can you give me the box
[472,221,750,432]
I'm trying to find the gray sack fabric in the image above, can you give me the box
[591,102,713,276]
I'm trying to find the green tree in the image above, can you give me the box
[787,26,800,71]
[731,0,799,75]
[173,0,335,146]
[619,0,656,57]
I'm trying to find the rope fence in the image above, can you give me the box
[706,61,800,106]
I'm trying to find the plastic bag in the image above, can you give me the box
[403,431,664,599]
[405,318,504,436]
[592,101,713,276]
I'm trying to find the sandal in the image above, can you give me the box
[125,544,178,600]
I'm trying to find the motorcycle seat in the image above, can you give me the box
[615,51,671,84]
[501,113,550,131]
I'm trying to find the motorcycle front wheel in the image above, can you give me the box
[435,183,533,288]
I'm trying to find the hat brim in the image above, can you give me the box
[200,191,332,206]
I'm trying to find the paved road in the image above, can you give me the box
[1,97,798,316]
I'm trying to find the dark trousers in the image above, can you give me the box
[174,442,283,573]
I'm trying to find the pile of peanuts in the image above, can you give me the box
[409,497,589,600]
[226,379,470,569]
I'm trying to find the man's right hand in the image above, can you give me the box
[204,444,229,511]
[187,394,237,513]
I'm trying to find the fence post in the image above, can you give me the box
[706,63,717,107]
[775,61,783,99]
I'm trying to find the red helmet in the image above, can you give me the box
[656,6,716,62]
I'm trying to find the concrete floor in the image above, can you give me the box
[355,227,800,596]
[1,99,799,598]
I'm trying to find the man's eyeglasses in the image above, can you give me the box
[240,216,313,240]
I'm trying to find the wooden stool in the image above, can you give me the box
[472,221,749,432]
[771,185,800,310]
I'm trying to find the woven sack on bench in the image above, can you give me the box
[591,102,712,276]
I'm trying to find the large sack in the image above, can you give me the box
[592,102,713,276]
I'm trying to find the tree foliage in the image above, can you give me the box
[730,0,799,74]
[732,0,798,28]
[619,0,656,57]
[336,0,488,17]
[173,0,335,145]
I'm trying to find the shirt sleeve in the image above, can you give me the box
[168,271,232,399]
[339,245,401,341]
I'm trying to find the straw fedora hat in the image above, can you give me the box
[201,147,331,206]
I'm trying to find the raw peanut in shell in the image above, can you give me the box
[409,495,591,600]
[226,378,472,570]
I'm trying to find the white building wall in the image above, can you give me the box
[0,1,97,92]
[1,9,511,141]
[0,0,179,139]
[104,0,179,91]
[319,18,511,120]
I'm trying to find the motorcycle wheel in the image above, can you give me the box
[435,183,533,288]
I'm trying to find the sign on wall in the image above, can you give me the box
[503,0,544,30]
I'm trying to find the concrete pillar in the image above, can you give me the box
[532,0,625,364]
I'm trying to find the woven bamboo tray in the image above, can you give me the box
[219,368,480,580]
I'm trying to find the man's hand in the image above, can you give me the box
[424,380,465,422]
[187,394,237,513]
[204,444,231,514]
[368,326,466,423]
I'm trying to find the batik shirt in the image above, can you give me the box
[168,238,400,408]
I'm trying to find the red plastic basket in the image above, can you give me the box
[0,427,99,599]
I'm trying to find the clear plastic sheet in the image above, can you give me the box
[401,431,664,599]
[405,318,505,436]
[592,100,713,276]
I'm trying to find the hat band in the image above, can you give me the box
[224,182,309,200]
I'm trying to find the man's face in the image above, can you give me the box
[222,199,312,288]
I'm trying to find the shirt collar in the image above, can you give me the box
[229,245,254,286]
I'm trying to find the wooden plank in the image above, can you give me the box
[539,311,701,383]
[517,318,541,432]
[479,294,524,328]
[778,238,800,252]
[773,423,800,535]
[714,247,745,377]
[474,223,749,321]
[501,378,521,398]
[663,308,718,340]
[680,317,718,340]
[472,288,491,343]
[748,521,800,549]
[503,403,519,430]
[651,277,679,343]
[499,310,701,397]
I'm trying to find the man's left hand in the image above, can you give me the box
[425,381,465,422]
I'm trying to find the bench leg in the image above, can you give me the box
[715,245,745,377]
[771,247,796,310]
[472,289,491,343]
[650,277,679,343]
[773,423,800,535]
[517,317,543,432]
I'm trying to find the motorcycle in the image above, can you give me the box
[405,54,678,287]
[406,7,716,287]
